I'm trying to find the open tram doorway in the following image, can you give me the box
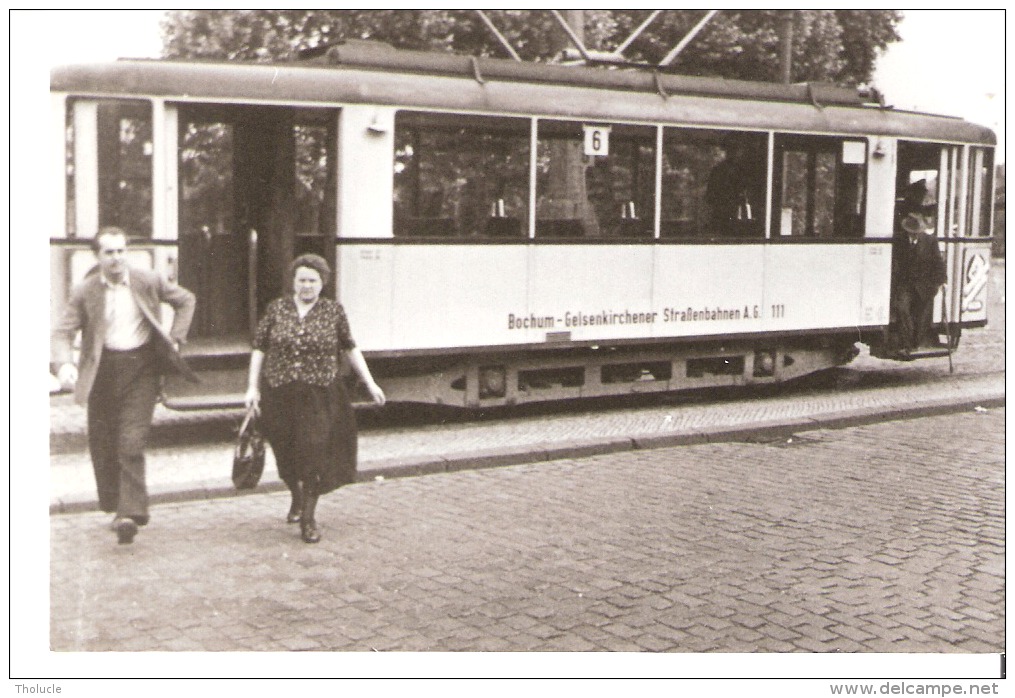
[177,105,337,346]
[166,105,337,407]
[882,141,949,360]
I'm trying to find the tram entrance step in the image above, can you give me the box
[161,392,246,411]
[905,346,950,359]
[893,347,952,361]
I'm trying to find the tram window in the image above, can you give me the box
[661,129,766,238]
[536,120,655,239]
[773,135,866,238]
[64,109,75,237]
[393,112,529,238]
[971,147,994,237]
[294,123,336,256]
[179,120,235,242]
[66,99,153,238]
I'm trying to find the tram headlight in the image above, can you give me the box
[479,365,507,399]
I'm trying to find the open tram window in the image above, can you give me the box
[772,135,866,238]
[66,98,153,238]
[535,120,655,239]
[660,129,766,238]
[393,112,529,238]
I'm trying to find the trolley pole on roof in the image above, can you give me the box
[475,11,522,61]
[659,10,719,67]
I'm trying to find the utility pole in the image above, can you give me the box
[779,10,794,83]
[546,8,595,232]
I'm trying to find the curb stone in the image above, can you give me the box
[49,391,1005,515]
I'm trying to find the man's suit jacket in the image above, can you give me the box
[897,233,948,300]
[52,265,198,406]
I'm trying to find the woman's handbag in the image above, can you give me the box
[232,407,265,490]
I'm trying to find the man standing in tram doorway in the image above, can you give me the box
[892,212,947,356]
[52,227,197,544]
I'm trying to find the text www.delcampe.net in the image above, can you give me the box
[829,683,1000,696]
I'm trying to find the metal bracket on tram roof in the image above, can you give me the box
[806,83,826,111]
[470,56,486,84]
[652,71,670,100]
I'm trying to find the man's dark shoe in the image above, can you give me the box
[114,517,138,545]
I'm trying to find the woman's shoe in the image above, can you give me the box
[300,520,321,544]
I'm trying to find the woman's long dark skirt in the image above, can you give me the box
[260,380,357,494]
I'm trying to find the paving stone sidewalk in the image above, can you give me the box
[50,370,1004,513]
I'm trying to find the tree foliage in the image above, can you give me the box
[161,9,900,85]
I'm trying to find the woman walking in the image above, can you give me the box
[245,254,385,543]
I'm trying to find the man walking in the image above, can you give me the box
[52,227,197,544]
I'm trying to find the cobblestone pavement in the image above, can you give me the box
[49,407,1004,654]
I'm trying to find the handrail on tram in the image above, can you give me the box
[248,229,258,338]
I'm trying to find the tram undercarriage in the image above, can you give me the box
[160,324,965,411]
[344,335,863,408]
[163,335,862,410]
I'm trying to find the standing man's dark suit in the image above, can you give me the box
[52,228,196,544]
[893,214,947,351]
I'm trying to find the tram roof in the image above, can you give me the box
[51,40,995,146]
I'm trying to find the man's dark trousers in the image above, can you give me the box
[87,343,161,525]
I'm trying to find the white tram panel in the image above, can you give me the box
[392,246,529,350]
[340,245,530,351]
[761,244,883,331]
[527,245,656,343]
[340,243,892,354]
[650,246,766,337]
[337,106,396,239]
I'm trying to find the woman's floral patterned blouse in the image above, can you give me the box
[253,296,356,388]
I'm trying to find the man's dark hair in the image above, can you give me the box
[91,226,129,253]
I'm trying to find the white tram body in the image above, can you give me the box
[50,42,996,408]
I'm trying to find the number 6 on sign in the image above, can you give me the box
[583,125,611,156]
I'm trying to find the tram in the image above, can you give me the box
[49,40,996,409]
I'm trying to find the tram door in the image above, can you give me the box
[885,140,993,358]
[177,105,337,346]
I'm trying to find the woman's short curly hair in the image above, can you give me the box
[289,253,331,286]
